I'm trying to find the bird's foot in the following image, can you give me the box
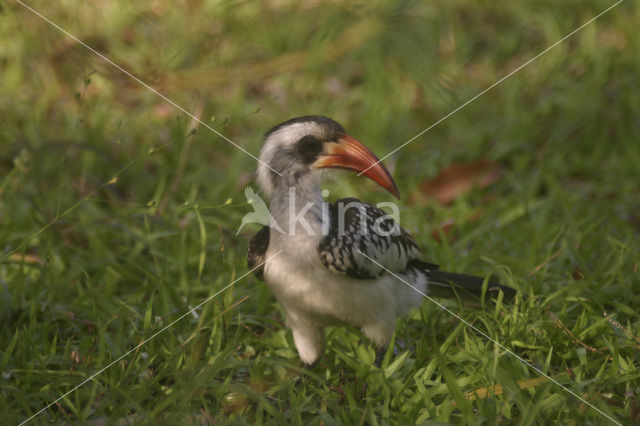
[374,346,387,368]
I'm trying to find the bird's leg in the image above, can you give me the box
[350,345,388,400]
[292,323,326,367]
[374,346,387,368]
[362,320,394,368]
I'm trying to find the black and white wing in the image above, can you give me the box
[247,225,270,281]
[318,198,435,279]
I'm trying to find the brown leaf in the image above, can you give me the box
[461,376,552,403]
[419,160,501,205]
[7,253,43,265]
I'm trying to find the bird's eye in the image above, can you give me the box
[295,135,323,164]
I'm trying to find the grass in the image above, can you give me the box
[1,0,639,424]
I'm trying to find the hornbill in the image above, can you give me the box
[247,116,515,367]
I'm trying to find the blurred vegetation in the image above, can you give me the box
[1,0,639,424]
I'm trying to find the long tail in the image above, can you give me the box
[423,268,516,303]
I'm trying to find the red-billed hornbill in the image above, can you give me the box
[248,116,515,367]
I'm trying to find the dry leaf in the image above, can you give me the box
[461,376,552,403]
[419,160,501,205]
[7,253,43,265]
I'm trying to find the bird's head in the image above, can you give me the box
[257,116,400,200]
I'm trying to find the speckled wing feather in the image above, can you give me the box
[247,226,270,281]
[318,198,430,279]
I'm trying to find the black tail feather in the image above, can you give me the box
[425,270,516,302]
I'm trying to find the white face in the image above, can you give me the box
[260,121,328,164]
[256,117,345,199]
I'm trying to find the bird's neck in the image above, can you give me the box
[269,177,326,238]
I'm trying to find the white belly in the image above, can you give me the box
[263,235,422,330]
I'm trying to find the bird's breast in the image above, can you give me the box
[263,234,397,328]
[264,232,325,298]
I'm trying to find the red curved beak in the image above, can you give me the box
[311,135,400,199]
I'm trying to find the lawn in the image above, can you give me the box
[1,0,639,424]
